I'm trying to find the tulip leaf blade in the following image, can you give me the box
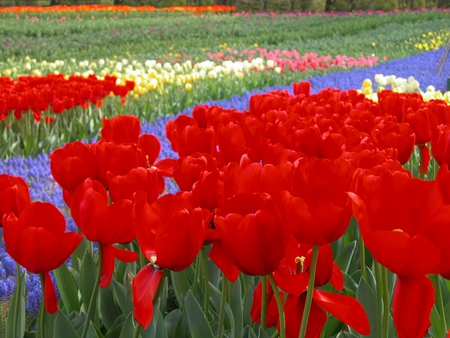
[99,284,122,330]
[112,279,133,315]
[54,262,81,313]
[52,312,79,338]
[5,269,26,338]
[172,309,189,338]
[336,332,358,337]
[153,310,168,338]
[164,309,182,338]
[230,276,243,338]
[184,290,214,338]
[171,270,191,310]
[87,322,104,338]
[335,241,357,274]
[355,277,378,338]
[71,239,88,274]
[258,326,271,338]
[430,305,444,338]
[119,312,136,338]
[79,248,97,313]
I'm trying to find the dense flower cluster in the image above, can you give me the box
[0,73,134,122]
[0,47,449,336]
[157,80,450,337]
[0,4,236,14]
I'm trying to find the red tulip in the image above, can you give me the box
[0,174,30,227]
[350,167,448,277]
[280,157,352,246]
[70,178,137,287]
[165,115,216,157]
[3,202,83,313]
[94,140,146,187]
[50,141,97,205]
[293,81,311,96]
[273,239,343,297]
[431,124,450,167]
[107,167,161,204]
[214,192,290,277]
[370,119,415,165]
[101,115,141,144]
[349,165,450,337]
[132,192,210,271]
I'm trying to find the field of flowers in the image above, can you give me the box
[1,4,450,338]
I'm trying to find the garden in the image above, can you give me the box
[1,4,450,338]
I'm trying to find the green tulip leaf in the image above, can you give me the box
[335,241,357,274]
[119,312,136,338]
[336,332,359,338]
[430,305,444,338]
[184,290,213,338]
[164,309,182,338]
[112,279,133,316]
[171,270,191,309]
[79,249,97,312]
[99,284,121,330]
[54,262,81,313]
[355,277,378,338]
[52,312,79,338]
[172,310,189,338]
[230,277,243,338]
[6,269,26,338]
[153,310,168,338]
[71,238,88,274]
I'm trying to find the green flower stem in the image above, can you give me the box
[359,237,367,281]
[433,274,447,334]
[192,254,201,295]
[261,276,267,331]
[80,244,103,338]
[217,277,229,338]
[13,263,23,338]
[133,323,142,338]
[270,331,280,338]
[298,245,319,338]
[37,274,46,338]
[201,247,210,318]
[268,274,286,338]
[374,262,383,338]
[382,266,390,338]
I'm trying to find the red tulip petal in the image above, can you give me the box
[132,264,164,329]
[330,263,344,291]
[112,245,139,263]
[284,293,327,338]
[209,240,240,282]
[420,145,430,175]
[100,244,138,288]
[137,134,161,166]
[100,243,115,288]
[392,275,434,338]
[44,272,58,314]
[153,158,178,177]
[2,212,21,261]
[274,270,309,296]
[312,289,370,335]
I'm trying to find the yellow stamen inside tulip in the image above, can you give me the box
[295,256,305,273]
[149,254,157,264]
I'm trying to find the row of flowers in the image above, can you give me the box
[0,4,237,14]
[0,73,134,121]
[3,77,450,337]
